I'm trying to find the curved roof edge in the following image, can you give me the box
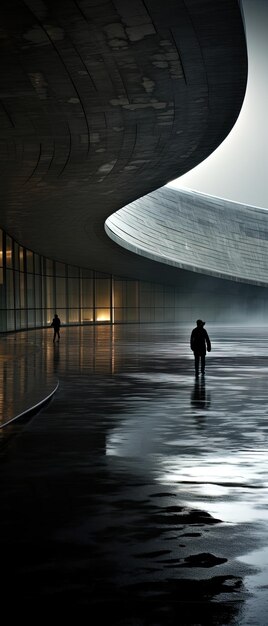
[106,187,268,287]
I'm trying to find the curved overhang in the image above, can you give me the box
[106,187,268,287]
[0,0,247,282]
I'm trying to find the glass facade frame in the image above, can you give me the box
[0,227,198,332]
[0,228,140,332]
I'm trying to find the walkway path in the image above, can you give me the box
[1,324,268,624]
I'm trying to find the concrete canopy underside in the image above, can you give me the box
[0,0,247,284]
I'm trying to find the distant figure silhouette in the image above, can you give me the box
[51,313,61,343]
[190,319,211,376]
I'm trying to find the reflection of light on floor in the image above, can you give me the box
[192,500,268,524]
[156,449,268,525]
[237,546,268,626]
[239,545,268,575]
[106,436,123,456]
[160,450,267,483]
[106,426,154,457]
[160,456,245,484]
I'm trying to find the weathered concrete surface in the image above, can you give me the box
[0,1,247,281]
[106,187,268,287]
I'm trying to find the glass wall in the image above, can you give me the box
[0,228,141,333]
[113,278,139,322]
[2,227,216,332]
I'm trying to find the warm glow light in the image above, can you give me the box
[96,311,110,321]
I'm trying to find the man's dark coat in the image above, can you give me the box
[190,326,211,355]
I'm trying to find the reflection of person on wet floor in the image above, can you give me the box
[190,319,211,376]
[51,313,61,343]
[191,377,211,411]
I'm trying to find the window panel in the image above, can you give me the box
[164,308,175,322]
[68,277,79,308]
[81,278,93,307]
[114,281,124,307]
[20,310,27,329]
[81,308,93,322]
[68,308,79,323]
[35,309,41,326]
[55,262,66,277]
[113,307,139,323]
[35,275,41,308]
[46,309,55,326]
[139,308,154,322]
[27,309,35,328]
[56,277,66,308]
[6,269,14,308]
[126,282,138,307]
[95,308,110,322]
[0,229,3,267]
[6,236,13,269]
[154,291,164,307]
[125,307,139,322]
[26,250,34,273]
[56,309,67,325]
[20,273,25,308]
[19,247,25,272]
[154,308,165,322]
[114,307,124,323]
[0,279,5,307]
[164,287,175,307]
[95,278,110,308]
[46,276,54,309]
[45,259,54,276]
[14,242,19,270]
[16,310,21,329]
[34,254,41,275]
[27,274,35,308]
[14,271,20,308]
[0,310,7,332]
[7,310,15,331]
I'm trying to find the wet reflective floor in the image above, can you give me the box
[0,332,57,429]
[1,324,268,623]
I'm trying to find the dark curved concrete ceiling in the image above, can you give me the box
[0,0,247,283]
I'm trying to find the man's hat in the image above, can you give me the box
[196,319,205,326]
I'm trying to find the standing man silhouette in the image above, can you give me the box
[51,313,61,343]
[190,319,211,376]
